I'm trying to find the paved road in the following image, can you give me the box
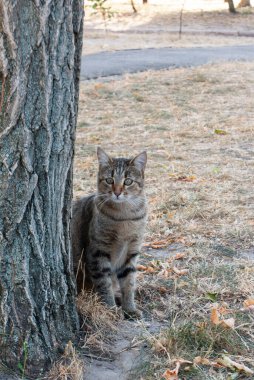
[81,44,254,80]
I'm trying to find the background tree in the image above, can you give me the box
[0,0,83,376]
[131,0,138,13]
[130,0,148,13]
[225,0,237,12]
[238,0,251,6]
[88,0,114,20]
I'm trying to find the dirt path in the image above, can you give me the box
[83,320,151,380]
[83,245,185,380]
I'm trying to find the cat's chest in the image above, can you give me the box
[112,220,135,239]
[110,240,129,270]
[106,221,139,270]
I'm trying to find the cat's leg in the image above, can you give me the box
[89,250,116,308]
[117,252,141,319]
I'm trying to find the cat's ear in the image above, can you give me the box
[130,151,147,171]
[97,147,112,167]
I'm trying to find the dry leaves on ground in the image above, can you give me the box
[243,298,254,311]
[137,252,189,279]
[162,354,254,380]
[217,355,254,375]
[210,304,235,329]
[194,355,254,375]
[162,361,181,380]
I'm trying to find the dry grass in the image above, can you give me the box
[76,61,254,249]
[76,291,121,353]
[48,293,121,379]
[48,342,84,380]
[135,253,254,378]
[77,291,119,332]
[75,61,254,378]
[84,1,254,54]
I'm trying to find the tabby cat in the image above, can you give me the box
[71,147,147,318]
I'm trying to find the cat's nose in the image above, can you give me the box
[114,190,122,198]
[114,186,122,198]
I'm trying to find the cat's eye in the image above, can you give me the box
[124,178,133,186]
[105,177,114,185]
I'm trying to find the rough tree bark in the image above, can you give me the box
[0,0,83,376]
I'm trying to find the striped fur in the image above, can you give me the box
[71,148,147,318]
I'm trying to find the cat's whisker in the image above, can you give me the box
[96,197,109,209]
[126,198,143,209]
[96,199,106,208]
[95,196,106,202]
[95,193,106,198]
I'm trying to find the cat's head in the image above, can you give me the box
[97,147,147,203]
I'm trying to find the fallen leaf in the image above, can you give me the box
[193,356,223,368]
[144,237,175,249]
[214,129,227,135]
[158,286,168,294]
[220,317,235,329]
[162,361,180,380]
[177,175,197,182]
[136,265,156,273]
[241,299,254,313]
[173,358,192,365]
[243,299,254,308]
[194,356,212,365]
[211,306,235,328]
[211,307,220,325]
[217,355,254,375]
[137,265,147,271]
[158,268,172,279]
[173,252,186,260]
[205,292,218,302]
[173,267,189,276]
[150,244,166,249]
[146,266,156,273]
[217,305,231,315]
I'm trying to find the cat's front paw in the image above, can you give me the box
[123,308,143,320]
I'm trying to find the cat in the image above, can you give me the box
[71,147,147,318]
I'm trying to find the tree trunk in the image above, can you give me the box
[131,0,137,13]
[0,0,83,376]
[238,0,251,7]
[225,0,237,12]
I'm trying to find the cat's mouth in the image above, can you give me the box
[111,194,125,203]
